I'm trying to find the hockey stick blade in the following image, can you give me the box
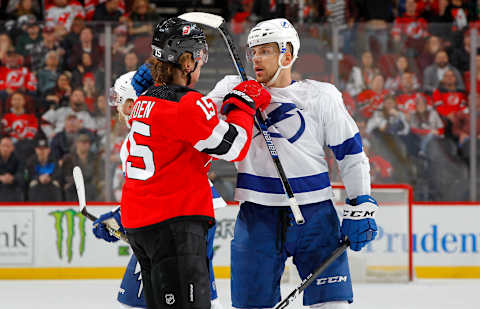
[178,12,305,225]
[178,12,224,29]
[274,239,350,309]
[72,166,129,243]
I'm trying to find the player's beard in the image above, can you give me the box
[256,68,276,85]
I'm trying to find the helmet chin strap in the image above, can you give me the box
[265,53,294,87]
[185,62,199,87]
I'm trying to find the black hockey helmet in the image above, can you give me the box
[151,17,208,66]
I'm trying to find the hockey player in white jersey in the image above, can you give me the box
[92,71,225,309]
[207,19,379,308]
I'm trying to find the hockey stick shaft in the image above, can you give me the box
[179,13,305,224]
[274,239,350,309]
[72,166,129,243]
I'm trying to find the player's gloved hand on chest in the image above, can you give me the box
[132,63,153,96]
[340,195,378,251]
[221,80,271,116]
[92,207,125,243]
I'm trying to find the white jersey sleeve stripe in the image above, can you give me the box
[194,120,229,152]
[210,123,247,161]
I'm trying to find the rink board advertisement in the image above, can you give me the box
[0,203,480,279]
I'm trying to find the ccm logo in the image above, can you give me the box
[316,276,348,285]
[343,210,375,218]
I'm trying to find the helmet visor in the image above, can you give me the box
[179,38,208,64]
[246,45,278,63]
[108,87,121,106]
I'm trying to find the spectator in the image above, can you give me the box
[50,114,91,162]
[449,30,473,73]
[354,0,395,54]
[444,0,475,33]
[356,74,389,118]
[318,0,356,54]
[6,0,43,21]
[25,136,62,201]
[71,52,104,89]
[0,33,14,64]
[15,18,42,59]
[423,50,464,94]
[391,0,429,57]
[29,24,64,73]
[0,136,24,201]
[409,95,444,156]
[45,0,85,32]
[67,27,102,71]
[127,0,157,39]
[112,25,134,79]
[60,132,104,201]
[41,72,72,111]
[395,71,431,114]
[416,35,443,74]
[120,52,139,75]
[36,50,61,95]
[432,69,467,120]
[92,0,124,22]
[60,16,85,65]
[0,50,37,97]
[85,0,125,20]
[1,91,37,143]
[81,72,97,112]
[366,94,410,136]
[346,50,380,97]
[41,88,96,139]
[385,55,420,93]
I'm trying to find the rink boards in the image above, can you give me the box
[0,202,479,279]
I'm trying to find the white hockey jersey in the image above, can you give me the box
[207,75,371,206]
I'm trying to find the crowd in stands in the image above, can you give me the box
[0,0,480,202]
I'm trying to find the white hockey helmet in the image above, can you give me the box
[247,18,300,86]
[247,18,300,65]
[108,71,137,107]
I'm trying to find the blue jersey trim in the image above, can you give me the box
[328,132,363,161]
[211,186,221,199]
[237,172,331,194]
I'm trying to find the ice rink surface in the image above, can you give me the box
[0,278,479,309]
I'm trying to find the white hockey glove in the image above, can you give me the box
[340,195,378,251]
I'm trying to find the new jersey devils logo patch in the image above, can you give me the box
[182,26,191,35]
[165,293,175,305]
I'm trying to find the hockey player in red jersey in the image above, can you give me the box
[120,17,270,309]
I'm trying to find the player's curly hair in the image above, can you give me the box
[147,53,194,86]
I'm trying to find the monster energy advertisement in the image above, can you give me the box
[49,209,87,263]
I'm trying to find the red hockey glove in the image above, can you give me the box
[221,80,271,116]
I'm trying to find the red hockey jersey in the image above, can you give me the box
[1,113,38,141]
[395,92,432,114]
[120,85,254,228]
[0,66,37,92]
[432,88,467,117]
[356,89,389,118]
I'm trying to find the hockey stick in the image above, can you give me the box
[72,166,129,243]
[274,239,350,309]
[178,12,305,225]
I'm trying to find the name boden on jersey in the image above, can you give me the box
[129,100,156,119]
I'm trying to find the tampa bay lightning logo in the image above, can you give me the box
[256,103,305,143]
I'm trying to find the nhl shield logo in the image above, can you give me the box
[165,293,175,305]
[182,25,191,35]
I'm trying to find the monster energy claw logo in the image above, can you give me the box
[49,209,87,263]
